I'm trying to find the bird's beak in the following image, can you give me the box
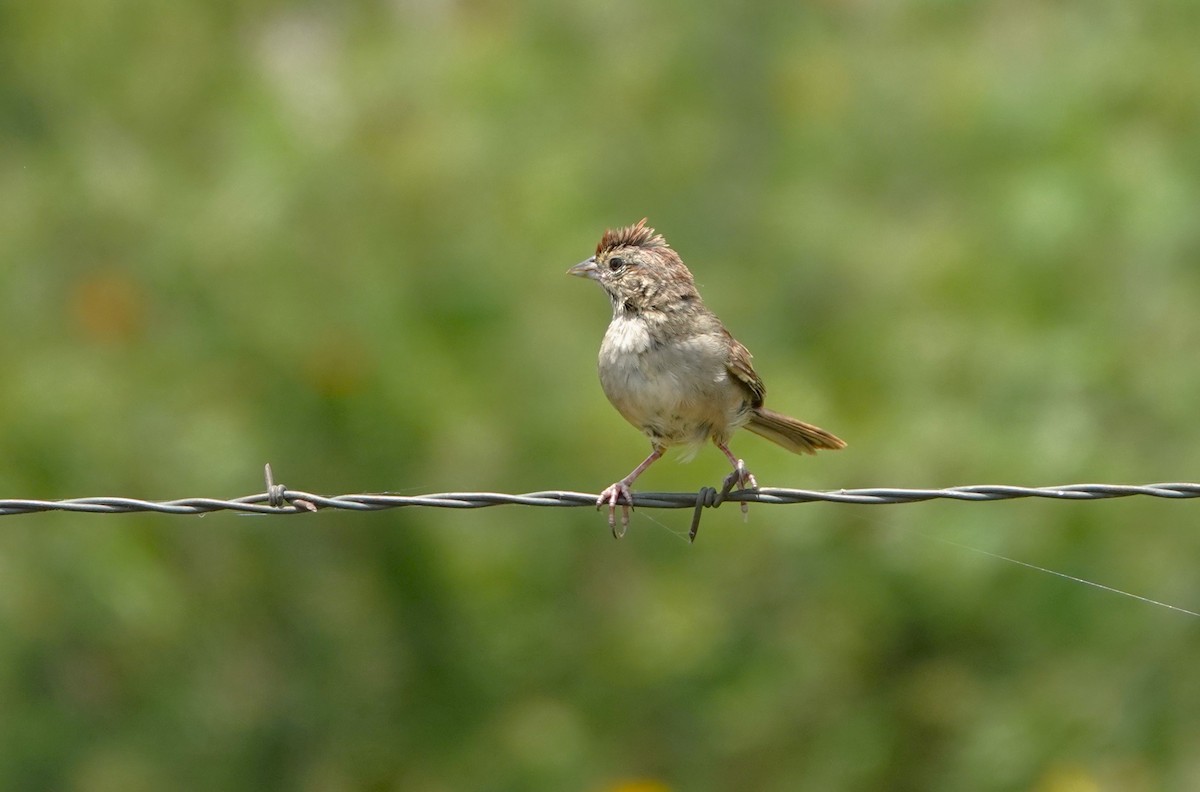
[568,256,599,280]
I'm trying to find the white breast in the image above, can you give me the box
[596,315,748,453]
[602,314,652,355]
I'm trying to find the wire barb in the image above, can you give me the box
[688,467,753,543]
[265,463,285,508]
[263,463,317,513]
[690,487,719,542]
[1,467,1198,520]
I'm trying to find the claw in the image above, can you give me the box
[593,448,663,539]
[721,458,758,520]
[597,482,634,538]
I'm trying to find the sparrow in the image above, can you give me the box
[569,218,845,537]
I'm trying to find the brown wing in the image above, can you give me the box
[723,328,765,408]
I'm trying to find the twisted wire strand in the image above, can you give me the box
[1,465,1197,518]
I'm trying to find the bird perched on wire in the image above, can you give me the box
[569,218,845,537]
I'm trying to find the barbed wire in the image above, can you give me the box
[2,465,1197,541]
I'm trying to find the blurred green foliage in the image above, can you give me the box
[2,0,1200,789]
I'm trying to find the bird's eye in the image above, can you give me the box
[608,257,624,271]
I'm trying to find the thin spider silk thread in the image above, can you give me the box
[923,534,1200,619]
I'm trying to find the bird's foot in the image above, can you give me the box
[722,459,758,520]
[597,481,634,538]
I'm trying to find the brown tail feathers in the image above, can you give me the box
[746,407,846,455]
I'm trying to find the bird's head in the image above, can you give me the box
[568,218,699,315]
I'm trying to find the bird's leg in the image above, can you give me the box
[717,442,758,519]
[597,447,664,538]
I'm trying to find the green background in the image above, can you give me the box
[2,1,1199,789]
